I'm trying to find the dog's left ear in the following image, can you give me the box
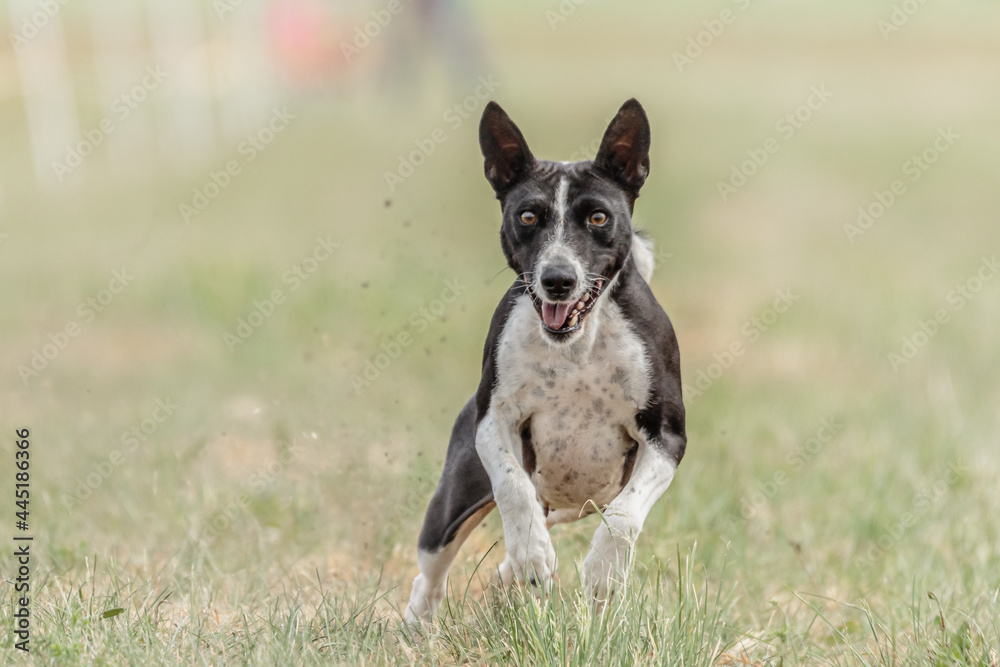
[480,101,535,197]
[594,98,651,193]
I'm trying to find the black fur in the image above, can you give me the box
[416,397,493,551]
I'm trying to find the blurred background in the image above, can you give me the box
[1,0,998,656]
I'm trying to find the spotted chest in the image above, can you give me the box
[492,294,652,518]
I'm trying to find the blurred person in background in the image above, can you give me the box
[267,0,486,94]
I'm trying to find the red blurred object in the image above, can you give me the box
[266,0,343,86]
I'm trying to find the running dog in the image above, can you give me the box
[404,99,685,623]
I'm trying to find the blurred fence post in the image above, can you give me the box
[7,0,288,187]
[7,0,80,189]
[214,0,280,144]
[144,0,216,168]
[87,0,155,181]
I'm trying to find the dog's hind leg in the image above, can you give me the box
[404,397,495,625]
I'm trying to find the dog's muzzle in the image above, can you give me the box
[529,278,605,336]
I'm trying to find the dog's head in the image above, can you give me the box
[479,99,651,342]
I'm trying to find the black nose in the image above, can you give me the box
[540,265,577,300]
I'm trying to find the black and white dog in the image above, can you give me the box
[404,99,686,624]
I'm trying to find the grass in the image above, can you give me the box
[9,548,736,664]
[2,0,1000,664]
[7,548,997,664]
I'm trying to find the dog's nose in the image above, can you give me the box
[540,265,578,300]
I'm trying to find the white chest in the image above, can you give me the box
[492,296,652,514]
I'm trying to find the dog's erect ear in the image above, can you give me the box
[479,101,535,196]
[594,98,651,193]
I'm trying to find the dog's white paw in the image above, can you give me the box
[403,573,445,626]
[582,525,635,608]
[498,529,556,595]
[582,549,626,608]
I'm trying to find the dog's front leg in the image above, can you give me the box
[476,409,556,594]
[583,431,683,605]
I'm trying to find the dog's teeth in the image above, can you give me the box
[576,300,586,310]
[568,314,579,328]
[581,293,591,302]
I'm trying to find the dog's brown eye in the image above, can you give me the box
[520,211,537,225]
[589,211,608,226]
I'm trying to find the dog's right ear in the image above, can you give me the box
[479,102,535,197]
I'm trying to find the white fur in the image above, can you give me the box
[582,442,677,603]
[492,296,651,511]
[475,402,556,592]
[404,503,494,624]
[404,544,460,624]
[554,177,570,228]
[632,233,655,283]
[531,177,590,304]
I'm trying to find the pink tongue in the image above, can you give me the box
[541,302,572,329]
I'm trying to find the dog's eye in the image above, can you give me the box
[588,211,608,226]
[520,211,537,225]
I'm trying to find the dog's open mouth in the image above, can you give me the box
[529,279,604,335]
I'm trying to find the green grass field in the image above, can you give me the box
[2,1,999,663]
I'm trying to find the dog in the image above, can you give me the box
[404,99,686,624]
